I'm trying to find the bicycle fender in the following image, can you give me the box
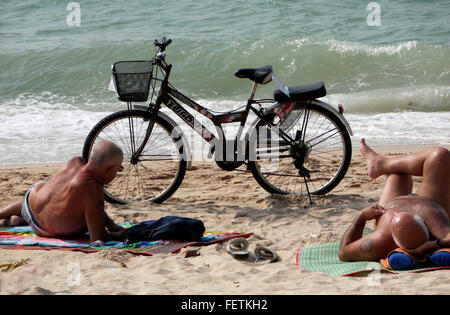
[310,100,353,136]
[244,99,353,154]
[247,101,353,136]
[157,111,193,168]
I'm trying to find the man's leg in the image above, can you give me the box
[0,200,26,226]
[378,174,413,208]
[360,139,413,206]
[360,139,450,213]
[416,147,450,214]
[360,138,440,179]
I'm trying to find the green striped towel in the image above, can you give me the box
[296,228,447,277]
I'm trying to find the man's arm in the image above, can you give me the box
[441,234,450,248]
[84,187,121,242]
[338,204,387,262]
[85,198,111,242]
[406,232,450,257]
[104,212,125,233]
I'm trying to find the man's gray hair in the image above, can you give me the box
[89,141,123,169]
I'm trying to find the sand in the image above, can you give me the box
[0,144,449,295]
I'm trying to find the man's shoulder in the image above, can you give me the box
[64,156,104,200]
[58,157,86,176]
[72,176,101,188]
[70,175,103,197]
[66,156,86,168]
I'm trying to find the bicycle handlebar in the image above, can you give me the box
[154,37,172,52]
[152,37,173,79]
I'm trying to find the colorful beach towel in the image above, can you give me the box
[296,228,449,277]
[0,223,252,256]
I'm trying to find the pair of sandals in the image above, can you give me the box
[227,237,279,263]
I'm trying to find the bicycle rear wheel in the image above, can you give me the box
[248,102,352,196]
[82,110,187,204]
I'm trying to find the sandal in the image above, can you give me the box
[227,237,249,259]
[254,246,279,263]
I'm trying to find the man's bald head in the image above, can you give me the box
[391,212,429,250]
[89,141,124,170]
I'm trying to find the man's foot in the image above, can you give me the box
[360,138,385,179]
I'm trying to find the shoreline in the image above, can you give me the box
[0,144,448,170]
[0,144,449,295]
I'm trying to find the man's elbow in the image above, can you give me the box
[338,247,351,262]
[338,245,362,262]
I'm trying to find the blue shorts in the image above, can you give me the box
[21,181,57,237]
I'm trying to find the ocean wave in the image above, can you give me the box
[0,89,448,165]
[1,37,449,108]
[324,85,450,113]
[323,39,420,56]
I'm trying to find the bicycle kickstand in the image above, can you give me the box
[298,166,314,206]
[303,177,314,206]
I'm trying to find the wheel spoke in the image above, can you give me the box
[83,111,186,204]
[251,103,351,195]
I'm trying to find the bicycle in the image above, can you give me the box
[82,37,353,205]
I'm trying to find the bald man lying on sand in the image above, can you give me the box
[339,139,450,262]
[0,141,125,242]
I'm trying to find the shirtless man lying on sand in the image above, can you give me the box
[339,139,450,262]
[0,141,125,242]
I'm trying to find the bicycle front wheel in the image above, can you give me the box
[248,102,352,196]
[82,110,187,204]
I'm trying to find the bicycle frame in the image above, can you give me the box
[159,80,301,161]
[129,41,335,165]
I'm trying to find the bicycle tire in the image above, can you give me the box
[82,110,187,204]
[248,102,352,196]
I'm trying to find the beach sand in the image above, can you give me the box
[0,145,449,295]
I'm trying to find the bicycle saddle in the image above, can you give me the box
[273,81,326,103]
[234,65,273,85]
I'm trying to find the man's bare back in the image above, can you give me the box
[30,157,102,237]
[0,141,125,242]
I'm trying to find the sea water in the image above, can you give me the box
[0,0,449,164]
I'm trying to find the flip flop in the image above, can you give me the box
[254,246,279,263]
[227,237,249,259]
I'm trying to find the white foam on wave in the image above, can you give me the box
[346,111,450,147]
[324,85,450,113]
[0,93,448,165]
[323,39,420,56]
[162,98,450,161]
[0,93,111,165]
